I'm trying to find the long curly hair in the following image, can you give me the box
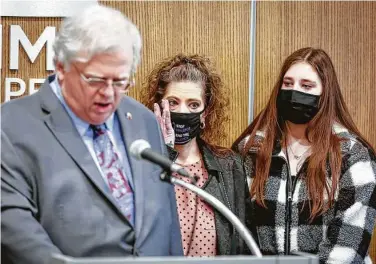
[140,54,230,155]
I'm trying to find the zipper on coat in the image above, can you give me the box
[285,174,292,255]
[276,155,292,256]
[280,155,306,255]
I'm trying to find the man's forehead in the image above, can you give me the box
[77,50,132,63]
[75,51,133,74]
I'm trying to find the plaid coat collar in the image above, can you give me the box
[246,123,356,156]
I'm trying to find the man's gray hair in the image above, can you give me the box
[53,5,142,74]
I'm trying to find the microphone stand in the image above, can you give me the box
[160,171,262,258]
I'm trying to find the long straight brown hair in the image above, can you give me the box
[233,47,374,220]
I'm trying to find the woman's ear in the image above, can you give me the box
[200,112,206,130]
[200,109,208,123]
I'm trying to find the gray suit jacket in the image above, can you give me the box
[1,76,183,264]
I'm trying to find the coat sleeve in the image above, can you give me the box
[231,153,254,254]
[1,130,62,264]
[318,140,376,264]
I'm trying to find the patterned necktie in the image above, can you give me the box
[91,124,134,225]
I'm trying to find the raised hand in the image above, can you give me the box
[154,99,175,147]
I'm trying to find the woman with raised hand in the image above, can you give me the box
[141,54,247,256]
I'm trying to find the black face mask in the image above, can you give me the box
[277,89,320,124]
[170,110,204,145]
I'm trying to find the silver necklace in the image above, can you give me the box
[288,144,311,160]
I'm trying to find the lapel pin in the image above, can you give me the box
[126,112,132,120]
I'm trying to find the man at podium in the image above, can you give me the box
[1,5,183,264]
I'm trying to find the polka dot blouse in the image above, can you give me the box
[172,159,217,257]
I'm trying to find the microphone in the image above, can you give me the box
[130,139,193,180]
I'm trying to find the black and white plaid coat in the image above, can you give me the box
[241,126,376,264]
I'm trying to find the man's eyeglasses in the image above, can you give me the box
[79,73,133,92]
[72,64,133,92]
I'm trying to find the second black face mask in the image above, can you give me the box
[170,110,204,145]
[277,89,320,124]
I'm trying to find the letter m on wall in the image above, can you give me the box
[10,25,55,70]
